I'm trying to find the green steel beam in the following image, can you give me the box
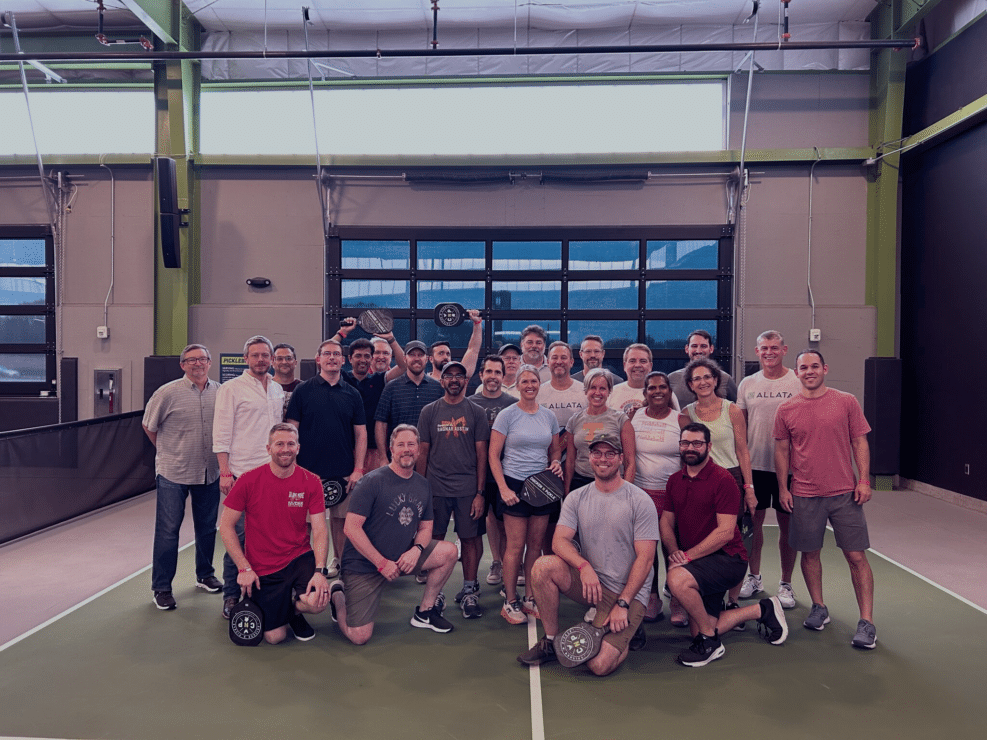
[899,91,987,151]
[865,1,906,359]
[121,0,179,47]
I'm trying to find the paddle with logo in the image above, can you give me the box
[340,309,394,336]
[229,596,265,646]
[322,478,347,508]
[433,302,467,328]
[519,468,565,507]
[555,621,610,667]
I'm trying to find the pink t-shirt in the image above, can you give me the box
[225,464,325,576]
[773,388,871,498]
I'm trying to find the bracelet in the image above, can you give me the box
[577,562,589,571]
[682,551,692,562]
[221,473,234,479]
[743,483,755,490]
[238,567,252,573]
[858,481,871,488]
[377,561,387,572]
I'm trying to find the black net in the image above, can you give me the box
[0,411,154,545]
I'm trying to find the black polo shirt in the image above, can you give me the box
[285,374,366,479]
[342,369,387,450]
[374,373,444,443]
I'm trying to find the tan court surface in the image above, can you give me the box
[1,530,985,740]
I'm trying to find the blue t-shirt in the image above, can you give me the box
[492,403,560,480]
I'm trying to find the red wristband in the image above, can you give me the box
[578,562,589,571]
[377,562,387,572]
[238,567,251,573]
[682,552,691,562]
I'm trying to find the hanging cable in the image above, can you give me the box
[99,159,116,331]
[807,147,822,336]
[301,9,330,237]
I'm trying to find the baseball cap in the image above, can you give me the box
[404,340,427,354]
[588,433,622,453]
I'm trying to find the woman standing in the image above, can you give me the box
[564,368,636,492]
[489,365,563,624]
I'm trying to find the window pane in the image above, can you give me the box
[567,320,637,349]
[646,280,717,309]
[494,320,561,348]
[341,280,409,309]
[417,281,484,309]
[568,280,638,310]
[492,281,560,310]
[645,320,717,350]
[0,354,46,382]
[418,241,484,270]
[0,239,46,267]
[0,315,46,343]
[569,241,639,270]
[0,277,46,306]
[646,240,718,269]
[341,240,410,269]
[492,242,561,270]
[416,319,477,351]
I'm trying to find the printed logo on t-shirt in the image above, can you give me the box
[288,491,305,508]
[748,390,794,400]
[620,400,643,415]
[437,416,469,438]
[398,506,414,526]
[387,491,426,521]
[581,421,605,442]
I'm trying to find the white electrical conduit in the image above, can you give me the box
[99,161,115,329]
[808,147,822,335]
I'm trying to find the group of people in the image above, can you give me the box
[142,316,877,668]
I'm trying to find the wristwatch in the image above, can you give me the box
[414,543,425,552]
[318,567,330,577]
[616,598,630,609]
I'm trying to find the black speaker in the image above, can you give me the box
[160,213,181,269]
[155,156,179,215]
[863,357,901,476]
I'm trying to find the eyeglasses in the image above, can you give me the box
[274,355,295,362]
[678,440,708,449]
[690,374,715,383]
[442,374,466,380]
[319,351,343,358]
[589,449,620,460]
[182,357,209,365]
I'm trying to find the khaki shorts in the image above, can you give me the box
[559,564,646,655]
[340,540,438,628]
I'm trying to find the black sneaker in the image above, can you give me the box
[152,590,177,610]
[629,624,647,651]
[756,596,789,645]
[724,601,746,631]
[328,580,344,623]
[410,605,455,633]
[461,592,483,619]
[222,596,237,620]
[195,576,222,593]
[289,612,316,641]
[455,581,480,603]
[517,636,557,666]
[676,631,725,667]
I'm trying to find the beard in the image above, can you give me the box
[680,448,709,466]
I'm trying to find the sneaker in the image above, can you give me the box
[777,581,797,610]
[517,573,525,586]
[434,591,446,615]
[152,590,177,610]
[195,576,222,593]
[644,592,665,622]
[328,580,344,623]
[676,631,725,667]
[804,603,831,631]
[521,596,540,619]
[756,596,789,645]
[662,583,671,599]
[724,601,746,631]
[416,571,428,584]
[517,635,557,666]
[455,582,479,603]
[629,625,647,651]
[669,597,689,627]
[222,596,237,620]
[455,539,462,561]
[289,612,316,641]
[738,572,763,599]
[461,592,483,619]
[486,560,504,585]
[498,585,507,600]
[583,607,597,623]
[851,619,877,649]
[326,557,340,579]
[410,605,455,633]
[501,599,527,625]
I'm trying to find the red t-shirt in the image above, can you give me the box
[665,460,747,560]
[224,464,325,576]
[773,388,871,498]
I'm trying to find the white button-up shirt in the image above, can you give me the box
[212,370,285,477]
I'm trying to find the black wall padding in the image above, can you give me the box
[59,357,78,423]
[0,411,155,544]
[143,355,184,406]
[863,357,901,476]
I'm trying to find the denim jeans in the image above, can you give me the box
[151,475,221,592]
[222,512,246,599]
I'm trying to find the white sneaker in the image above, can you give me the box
[777,581,797,609]
[738,573,763,599]
[326,557,340,579]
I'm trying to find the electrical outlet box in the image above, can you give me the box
[809,328,821,342]
[97,325,109,339]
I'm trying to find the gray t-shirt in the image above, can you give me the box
[492,403,560,480]
[538,380,587,429]
[736,368,802,471]
[565,407,629,478]
[558,480,660,606]
[669,367,738,408]
[341,466,432,574]
[417,397,490,498]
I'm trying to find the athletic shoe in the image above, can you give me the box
[195,576,222,593]
[662,584,671,599]
[289,612,316,641]
[486,560,504,586]
[498,585,507,600]
[434,591,446,615]
[326,557,340,579]
[629,625,647,651]
[851,619,877,649]
[461,592,483,619]
[517,635,557,666]
[521,596,540,619]
[676,631,725,667]
[583,607,597,623]
[152,590,177,610]
[517,573,525,586]
[738,572,763,599]
[328,580,344,623]
[501,599,527,625]
[416,571,428,584]
[804,603,831,631]
[455,582,480,603]
[410,605,455,633]
[756,596,789,645]
[777,581,797,610]
[724,601,746,631]
[222,596,237,620]
[644,592,665,622]
[669,598,689,627]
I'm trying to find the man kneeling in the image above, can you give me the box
[220,423,330,644]
[663,423,788,667]
[330,424,459,644]
[517,434,659,676]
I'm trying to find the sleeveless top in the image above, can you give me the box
[685,399,740,470]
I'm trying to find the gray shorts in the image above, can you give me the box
[340,540,438,628]
[790,492,870,552]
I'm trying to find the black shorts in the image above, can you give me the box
[432,494,487,539]
[682,551,747,618]
[496,475,557,519]
[752,469,791,512]
[483,479,502,521]
[254,551,316,631]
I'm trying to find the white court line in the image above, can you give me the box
[0,540,194,653]
[526,615,546,740]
